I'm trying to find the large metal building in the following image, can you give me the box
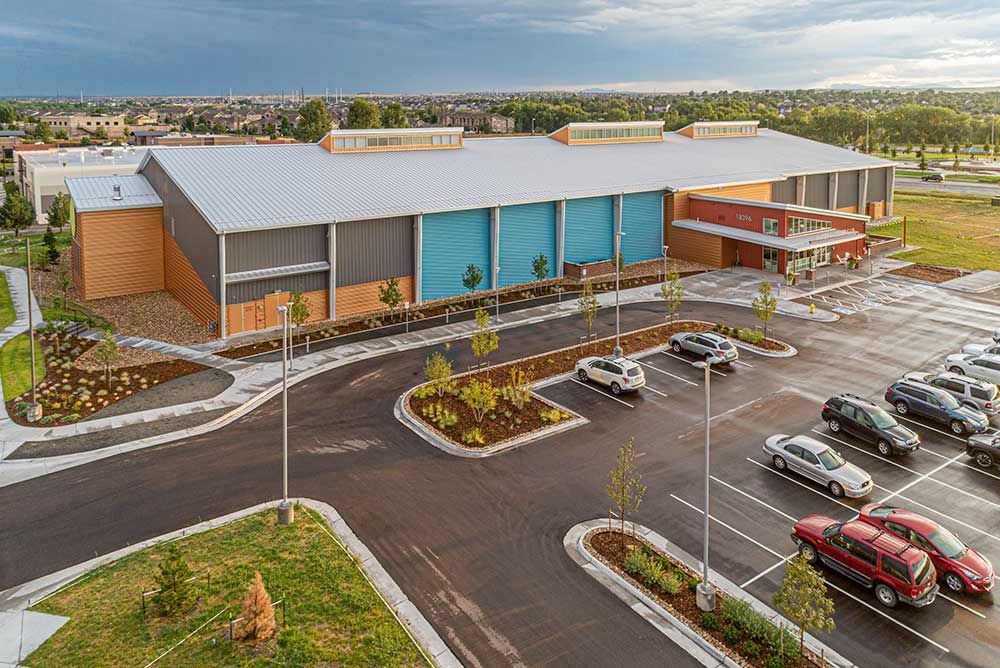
[64,120,894,338]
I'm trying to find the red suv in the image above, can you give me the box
[859,503,995,594]
[792,515,939,608]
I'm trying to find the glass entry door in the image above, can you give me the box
[763,247,779,272]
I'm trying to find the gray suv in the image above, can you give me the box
[885,380,990,435]
[903,371,998,417]
[668,331,739,364]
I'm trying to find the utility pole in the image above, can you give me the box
[694,358,717,611]
[276,305,293,525]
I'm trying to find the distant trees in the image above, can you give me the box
[0,102,16,124]
[381,102,408,128]
[346,98,380,129]
[295,98,332,143]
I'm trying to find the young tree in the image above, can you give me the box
[46,192,70,233]
[43,227,60,266]
[772,554,836,654]
[460,378,498,423]
[346,98,380,129]
[918,154,928,171]
[606,437,646,542]
[295,98,332,142]
[55,262,72,307]
[660,268,683,324]
[461,263,483,294]
[235,572,276,643]
[0,191,35,237]
[531,253,549,282]
[470,308,498,366]
[288,290,310,329]
[381,102,409,128]
[423,351,453,397]
[378,276,403,321]
[153,543,194,617]
[615,250,626,274]
[576,279,599,346]
[95,328,120,389]
[505,365,532,410]
[751,279,777,341]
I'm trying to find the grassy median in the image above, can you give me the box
[0,273,14,331]
[881,190,1000,271]
[0,332,45,402]
[28,506,429,668]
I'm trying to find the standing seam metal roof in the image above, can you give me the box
[64,174,163,212]
[141,129,893,234]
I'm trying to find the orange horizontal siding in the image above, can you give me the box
[336,276,414,318]
[76,208,164,300]
[164,229,218,328]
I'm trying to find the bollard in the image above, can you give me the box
[809,303,816,314]
[305,335,310,353]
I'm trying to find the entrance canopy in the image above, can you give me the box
[671,219,865,251]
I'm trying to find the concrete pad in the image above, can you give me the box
[0,609,69,665]
[939,270,1000,293]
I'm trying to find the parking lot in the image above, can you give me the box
[537,324,1000,667]
[804,276,937,317]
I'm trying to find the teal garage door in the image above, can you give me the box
[422,208,491,300]
[499,201,556,286]
[621,191,664,262]
[565,195,614,263]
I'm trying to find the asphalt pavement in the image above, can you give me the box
[896,177,1000,196]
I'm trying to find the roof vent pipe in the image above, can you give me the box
[112,184,122,201]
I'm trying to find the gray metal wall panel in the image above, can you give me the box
[867,167,888,201]
[336,215,414,286]
[804,174,829,209]
[225,225,327,273]
[770,178,796,204]
[837,170,860,209]
[226,271,328,303]
[142,155,220,300]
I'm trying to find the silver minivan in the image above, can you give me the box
[903,371,999,417]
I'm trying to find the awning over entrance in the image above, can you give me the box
[670,219,865,251]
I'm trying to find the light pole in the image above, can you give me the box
[286,300,294,371]
[276,305,293,525]
[662,245,669,283]
[613,231,626,357]
[693,357,717,611]
[495,266,501,321]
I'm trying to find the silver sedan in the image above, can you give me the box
[763,434,873,498]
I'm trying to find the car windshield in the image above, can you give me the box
[928,528,966,558]
[913,554,935,585]
[816,448,846,470]
[869,408,897,429]
[718,341,734,350]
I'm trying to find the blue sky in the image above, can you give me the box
[4,1,1000,95]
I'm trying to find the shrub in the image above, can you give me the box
[461,427,485,445]
[153,544,194,617]
[657,571,681,595]
[623,548,647,576]
[638,556,665,586]
[723,624,741,645]
[741,640,760,658]
[766,655,785,668]
[539,408,564,423]
[420,402,458,429]
[688,577,699,592]
[701,612,719,631]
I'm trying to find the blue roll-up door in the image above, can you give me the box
[498,201,556,286]
[422,208,492,300]
[621,191,663,262]
[565,195,614,263]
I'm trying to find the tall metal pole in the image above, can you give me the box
[613,231,622,357]
[695,360,716,611]
[277,305,293,524]
[495,267,500,320]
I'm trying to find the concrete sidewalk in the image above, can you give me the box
[0,267,45,423]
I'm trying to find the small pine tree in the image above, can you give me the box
[235,571,276,644]
[772,554,835,654]
[153,543,194,617]
[751,280,777,341]
[531,253,549,282]
[606,438,646,544]
[43,225,60,266]
[462,263,484,294]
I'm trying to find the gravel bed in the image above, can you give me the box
[82,368,234,420]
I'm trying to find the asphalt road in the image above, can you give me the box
[896,177,1000,196]
[1,284,999,667]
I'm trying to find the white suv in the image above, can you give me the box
[575,356,645,395]
[945,353,1000,386]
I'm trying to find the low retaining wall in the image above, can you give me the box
[866,235,903,254]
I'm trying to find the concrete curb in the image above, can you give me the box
[566,520,856,668]
[0,498,462,668]
[730,339,798,358]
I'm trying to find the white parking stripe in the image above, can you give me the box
[746,458,859,515]
[635,360,699,387]
[670,493,950,653]
[873,484,1000,545]
[918,444,1000,483]
[710,476,798,522]
[741,553,797,588]
[937,593,988,619]
[734,360,754,368]
[893,414,969,443]
[568,378,634,408]
[661,351,728,377]
[643,385,669,398]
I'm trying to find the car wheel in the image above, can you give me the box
[974,451,995,468]
[874,583,898,608]
[798,542,818,565]
[577,369,588,382]
[894,401,909,415]
[828,419,842,433]
[877,440,892,457]
[772,455,787,471]
[950,420,967,435]
[828,481,845,498]
[610,382,622,396]
[671,341,682,353]
[943,572,965,594]
[949,366,965,375]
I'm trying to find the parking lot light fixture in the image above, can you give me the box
[614,231,626,357]
[693,358,717,611]
[276,305,293,525]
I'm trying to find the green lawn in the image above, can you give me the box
[28,506,429,668]
[876,191,1000,271]
[0,230,72,269]
[895,169,1000,184]
[0,273,14,331]
[0,332,45,401]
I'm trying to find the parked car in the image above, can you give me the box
[903,371,998,416]
[859,503,995,594]
[945,353,1000,386]
[821,394,920,456]
[885,380,991,435]
[792,515,939,608]
[960,342,1000,357]
[762,434,872,497]
[966,431,1000,469]
[668,331,739,365]
[920,173,945,182]
[575,356,645,395]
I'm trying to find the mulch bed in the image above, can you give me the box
[7,333,210,426]
[888,263,965,283]
[407,320,714,450]
[710,324,790,353]
[586,528,821,668]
